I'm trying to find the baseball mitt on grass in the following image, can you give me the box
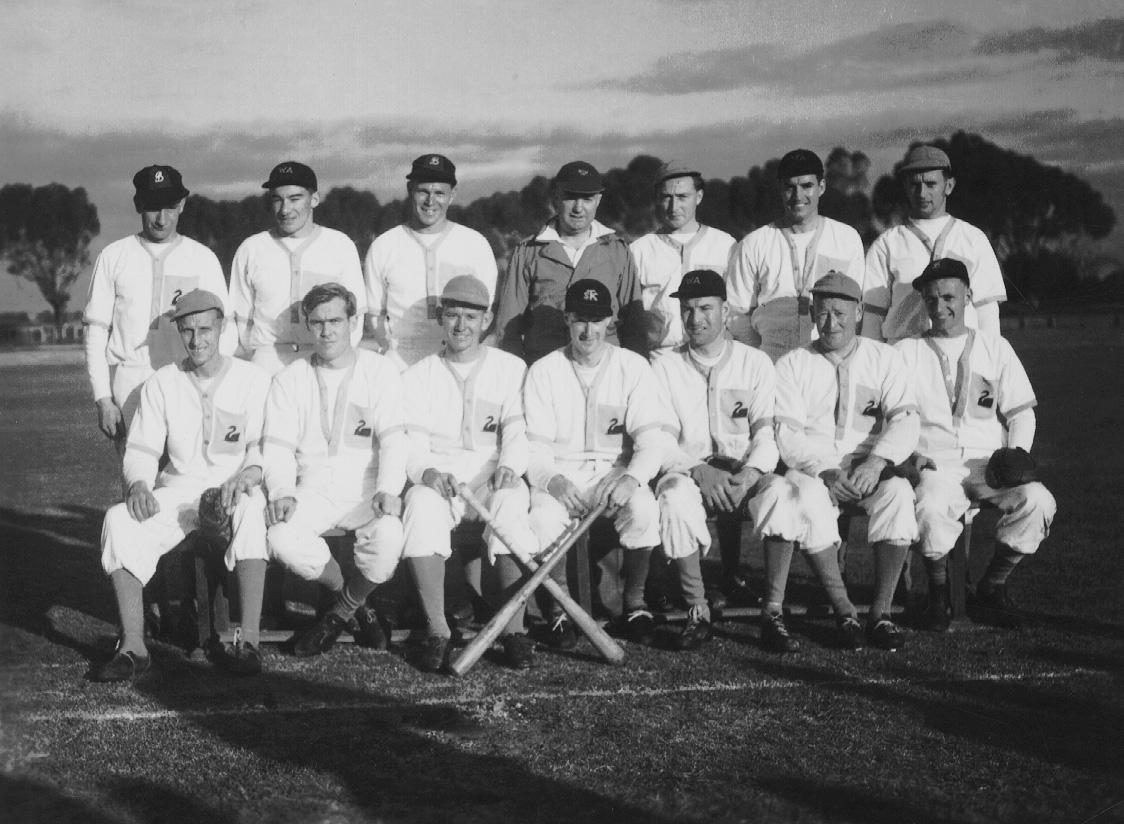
[196,487,232,553]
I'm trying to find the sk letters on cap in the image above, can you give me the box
[440,275,491,310]
[565,278,613,319]
[407,154,457,186]
[172,289,225,321]
[553,161,604,195]
[898,145,952,175]
[777,149,824,181]
[133,165,189,211]
[262,161,318,191]
[671,269,726,301]
[810,272,862,303]
[912,257,970,291]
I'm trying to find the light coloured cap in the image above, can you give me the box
[898,145,951,175]
[810,272,862,303]
[440,275,490,310]
[172,289,225,321]
[655,161,700,184]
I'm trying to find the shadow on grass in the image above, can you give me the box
[753,775,974,824]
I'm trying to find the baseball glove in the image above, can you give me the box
[196,487,232,553]
[985,447,1038,488]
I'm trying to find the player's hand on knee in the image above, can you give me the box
[266,496,297,526]
[126,481,160,522]
[221,466,263,513]
[421,468,459,499]
[371,491,403,518]
[547,474,587,517]
[691,463,735,512]
[490,465,519,491]
[96,398,124,440]
[848,457,886,498]
[727,466,762,510]
[819,469,861,505]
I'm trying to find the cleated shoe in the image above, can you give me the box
[92,648,151,683]
[353,604,390,650]
[419,635,450,673]
[868,618,905,651]
[923,584,952,632]
[836,615,866,650]
[760,611,801,654]
[545,615,578,650]
[623,608,656,647]
[972,583,1023,629]
[293,612,347,658]
[674,605,712,651]
[500,633,536,669]
[217,633,262,677]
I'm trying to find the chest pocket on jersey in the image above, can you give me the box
[720,389,753,435]
[967,374,997,420]
[595,403,627,450]
[210,408,248,457]
[851,385,884,435]
[474,400,502,449]
[342,403,378,451]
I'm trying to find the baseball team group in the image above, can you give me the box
[81,145,1056,682]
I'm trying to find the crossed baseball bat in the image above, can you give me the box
[450,485,624,676]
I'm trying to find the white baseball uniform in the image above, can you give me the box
[83,234,236,427]
[773,338,921,551]
[651,340,784,558]
[263,349,408,583]
[629,226,736,355]
[101,356,270,584]
[726,218,865,361]
[364,223,498,370]
[401,347,536,561]
[895,331,1055,558]
[229,227,366,374]
[863,217,1006,342]
[524,345,673,550]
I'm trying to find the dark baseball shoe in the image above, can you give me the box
[545,615,578,650]
[836,615,866,650]
[923,585,951,632]
[353,604,389,650]
[293,612,347,657]
[722,572,756,607]
[500,633,536,669]
[419,635,450,673]
[623,608,656,646]
[972,583,1022,629]
[760,611,800,654]
[674,605,712,651]
[868,618,905,651]
[216,635,262,677]
[91,648,151,682]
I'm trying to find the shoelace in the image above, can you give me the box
[627,609,654,622]
[550,615,570,632]
[686,605,709,624]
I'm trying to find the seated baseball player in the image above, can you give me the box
[93,289,271,681]
[263,283,408,657]
[772,273,920,651]
[401,275,539,672]
[651,269,783,650]
[523,279,673,648]
[895,258,1056,630]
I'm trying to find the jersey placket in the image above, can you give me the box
[567,349,613,454]
[187,357,233,467]
[900,219,958,330]
[440,352,487,451]
[276,228,322,337]
[313,357,357,457]
[782,219,826,344]
[406,225,454,320]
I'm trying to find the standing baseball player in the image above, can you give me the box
[92,290,270,681]
[651,270,782,650]
[495,161,645,363]
[862,145,1006,343]
[83,165,235,452]
[628,163,736,357]
[727,149,865,362]
[772,273,920,651]
[401,275,539,672]
[229,162,367,375]
[523,279,672,647]
[365,154,498,371]
[262,283,407,657]
[895,258,1055,630]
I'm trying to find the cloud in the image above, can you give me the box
[976,17,1124,62]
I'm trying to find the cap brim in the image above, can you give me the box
[407,172,457,185]
[556,184,604,195]
[810,289,861,302]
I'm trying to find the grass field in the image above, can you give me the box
[2,322,1123,824]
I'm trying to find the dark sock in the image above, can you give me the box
[804,545,856,619]
[925,556,948,587]
[329,575,378,622]
[871,542,909,621]
[982,544,1024,588]
[316,558,345,592]
[493,555,527,636]
[762,538,795,615]
[235,560,267,646]
[672,551,707,609]
[406,556,450,638]
[622,548,653,612]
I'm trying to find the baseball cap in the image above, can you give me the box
[172,289,225,321]
[564,278,613,319]
[777,149,824,181]
[655,161,701,185]
[262,161,318,191]
[912,257,969,291]
[133,165,189,211]
[407,154,457,186]
[898,145,951,175]
[671,269,726,301]
[440,275,490,310]
[810,272,862,302]
[553,161,604,195]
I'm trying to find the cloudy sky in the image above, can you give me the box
[2,0,1122,314]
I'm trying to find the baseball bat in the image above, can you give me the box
[450,500,608,677]
[457,484,624,665]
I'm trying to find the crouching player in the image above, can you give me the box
[263,283,408,657]
[772,273,920,651]
[401,276,539,672]
[94,290,271,680]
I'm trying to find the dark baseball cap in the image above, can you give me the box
[133,165,189,211]
[565,278,612,319]
[407,154,457,186]
[440,275,490,310]
[553,161,604,195]
[172,289,225,321]
[671,269,726,301]
[912,257,969,291]
[262,161,318,191]
[898,145,951,175]
[810,272,862,302]
[777,149,824,181]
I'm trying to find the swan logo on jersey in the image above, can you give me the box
[977,389,994,409]
[731,401,748,419]
[353,419,372,437]
[224,425,240,443]
[606,417,625,435]
[482,415,498,433]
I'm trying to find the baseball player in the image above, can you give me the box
[628,163,737,357]
[83,165,235,452]
[365,154,499,371]
[727,149,865,362]
[772,273,920,651]
[895,258,1055,630]
[523,279,672,647]
[401,275,538,672]
[862,145,1006,343]
[229,162,367,375]
[496,161,646,364]
[262,283,407,657]
[651,270,782,650]
[92,290,270,681]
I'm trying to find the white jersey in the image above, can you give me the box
[727,217,865,361]
[864,216,1006,342]
[651,340,779,474]
[364,222,498,369]
[229,226,366,352]
[263,349,407,501]
[83,234,235,402]
[894,331,1036,460]
[629,225,736,354]
[775,338,919,476]
[524,345,673,490]
[403,347,529,487]
[123,356,269,491]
